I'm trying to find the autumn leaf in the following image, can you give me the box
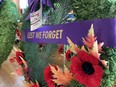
[83,24,97,48]
[24,81,39,87]
[98,42,104,52]
[50,65,73,86]
[89,41,108,67]
[67,37,80,53]
[81,45,87,52]
[89,41,100,58]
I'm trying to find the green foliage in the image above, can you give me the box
[0,0,18,66]
[45,0,74,25]
[68,48,116,87]
[71,0,116,86]
[100,47,116,87]
[73,0,116,20]
[20,9,30,31]
[20,0,116,87]
[69,80,84,87]
[23,43,58,86]
[20,0,73,86]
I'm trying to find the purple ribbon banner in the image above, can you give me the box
[23,18,116,48]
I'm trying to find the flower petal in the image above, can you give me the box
[78,51,98,65]
[70,56,82,74]
[75,71,88,85]
[47,80,56,87]
[44,65,58,86]
[86,65,104,87]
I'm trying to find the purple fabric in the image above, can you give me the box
[26,0,54,20]
[26,0,38,20]
[0,0,2,2]
[23,18,116,48]
[41,0,55,9]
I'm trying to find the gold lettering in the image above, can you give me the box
[43,31,46,39]
[48,31,52,38]
[55,30,59,39]
[27,32,35,39]
[52,30,56,39]
[41,30,63,39]
[36,32,42,38]
[59,30,63,39]
[45,31,49,39]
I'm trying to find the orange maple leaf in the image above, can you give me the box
[83,24,97,48]
[24,81,39,87]
[89,41,100,58]
[67,37,80,53]
[50,65,73,86]
[89,41,108,68]
[98,42,104,52]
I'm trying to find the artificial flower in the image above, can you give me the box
[16,29,21,40]
[67,37,80,53]
[24,81,39,87]
[44,65,57,87]
[16,51,24,65]
[58,44,64,54]
[67,25,107,67]
[50,65,73,86]
[20,56,28,69]
[44,65,64,87]
[25,68,30,81]
[98,42,104,52]
[82,24,97,48]
[9,57,15,63]
[65,49,73,60]
[89,41,107,67]
[70,50,104,87]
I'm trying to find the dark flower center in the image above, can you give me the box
[82,62,94,75]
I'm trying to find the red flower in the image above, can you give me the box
[44,65,63,87]
[16,51,24,65]
[58,45,64,54]
[44,65,57,87]
[70,51,104,87]
[16,29,21,40]
[9,57,15,63]
[65,49,73,60]
[25,68,30,81]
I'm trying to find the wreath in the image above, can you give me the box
[0,0,18,65]
[43,24,116,87]
[14,24,116,87]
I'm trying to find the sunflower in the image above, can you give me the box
[70,50,104,87]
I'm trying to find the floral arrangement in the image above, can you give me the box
[10,24,116,87]
[9,46,40,87]
[43,24,116,87]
